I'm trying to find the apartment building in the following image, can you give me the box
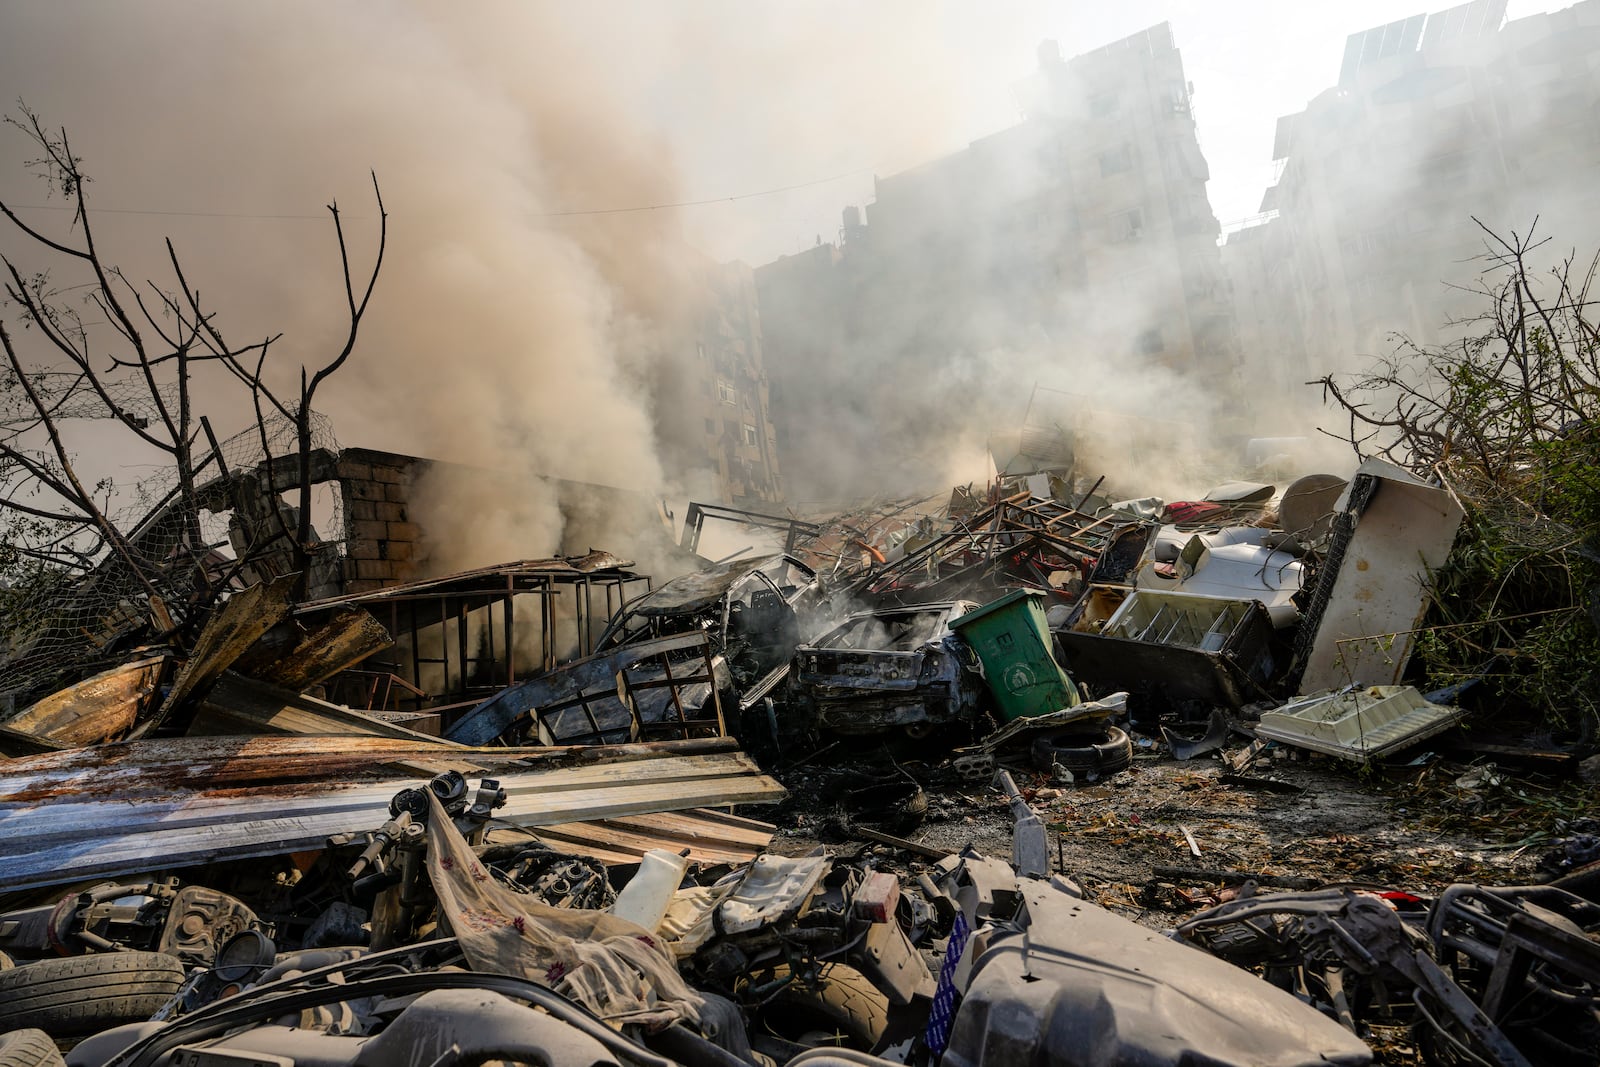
[1244,0,1600,384]
[756,24,1238,504]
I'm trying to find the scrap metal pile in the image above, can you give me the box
[1,457,1596,1067]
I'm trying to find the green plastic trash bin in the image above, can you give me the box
[949,589,1078,720]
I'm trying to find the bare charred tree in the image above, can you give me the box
[0,106,384,686]
[1316,219,1600,738]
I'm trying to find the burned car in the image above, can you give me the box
[789,600,988,737]
[594,552,824,708]
[446,554,823,749]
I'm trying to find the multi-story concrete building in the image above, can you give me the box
[1220,216,1307,404]
[1244,0,1600,385]
[655,260,785,510]
[756,24,1237,505]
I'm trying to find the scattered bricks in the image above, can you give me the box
[387,521,421,542]
[374,501,407,522]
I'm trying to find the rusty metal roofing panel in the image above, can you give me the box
[0,741,783,893]
[294,552,641,613]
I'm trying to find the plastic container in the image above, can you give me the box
[1257,685,1466,761]
[609,849,689,932]
[949,589,1078,720]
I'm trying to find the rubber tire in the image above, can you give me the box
[0,952,185,1038]
[1031,724,1133,777]
[763,964,889,1050]
[0,1030,65,1067]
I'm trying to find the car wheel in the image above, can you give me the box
[0,1029,65,1067]
[0,951,185,1038]
[1031,724,1133,778]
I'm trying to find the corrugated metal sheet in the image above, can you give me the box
[0,736,783,893]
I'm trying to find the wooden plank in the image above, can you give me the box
[588,807,777,844]
[244,608,393,692]
[136,573,298,737]
[530,819,766,867]
[188,672,442,742]
[2,656,167,745]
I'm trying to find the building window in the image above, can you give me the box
[1137,328,1165,355]
[743,423,759,446]
[716,379,737,405]
[1113,208,1144,241]
[705,418,717,435]
[1099,145,1132,177]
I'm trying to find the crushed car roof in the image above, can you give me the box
[628,554,813,616]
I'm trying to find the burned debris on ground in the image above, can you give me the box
[0,445,1597,1067]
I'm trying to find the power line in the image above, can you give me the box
[0,167,871,223]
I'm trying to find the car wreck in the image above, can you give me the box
[788,600,986,738]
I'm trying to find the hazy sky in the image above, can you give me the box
[0,0,1578,558]
[650,0,1568,264]
[0,1,1569,270]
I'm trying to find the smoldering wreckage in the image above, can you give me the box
[1,447,1597,1067]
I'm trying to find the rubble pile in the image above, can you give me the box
[1,453,1596,1067]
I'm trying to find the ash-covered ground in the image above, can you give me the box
[755,739,1585,930]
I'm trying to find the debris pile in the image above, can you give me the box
[1,446,1596,1067]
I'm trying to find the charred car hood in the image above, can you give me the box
[794,644,940,691]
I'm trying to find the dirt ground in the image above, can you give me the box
[759,738,1591,929]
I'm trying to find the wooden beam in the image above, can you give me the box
[242,608,393,692]
[2,655,167,746]
[134,573,299,737]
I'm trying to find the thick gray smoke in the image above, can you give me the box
[3,1,1594,558]
[0,2,713,575]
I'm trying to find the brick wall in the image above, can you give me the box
[337,449,424,593]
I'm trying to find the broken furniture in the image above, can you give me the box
[444,631,726,747]
[1290,458,1465,693]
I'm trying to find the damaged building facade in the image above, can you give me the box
[1225,0,1600,395]
[755,24,1240,505]
[654,259,786,511]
